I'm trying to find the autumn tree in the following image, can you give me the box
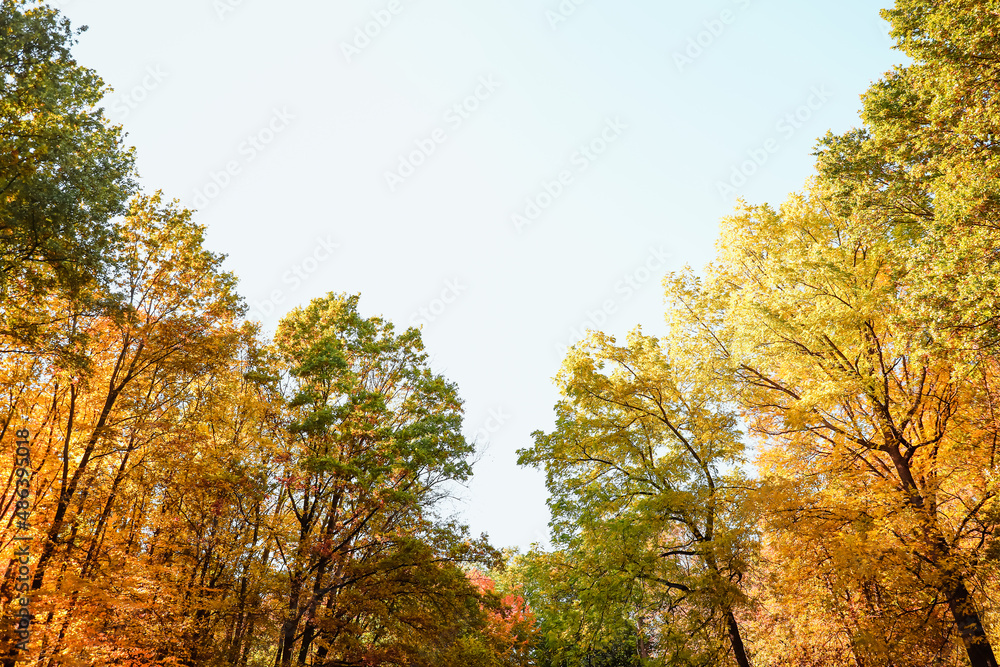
[508,547,644,667]
[682,187,1000,666]
[519,329,756,667]
[0,6,522,667]
[814,0,1000,352]
[463,570,538,667]
[0,193,245,665]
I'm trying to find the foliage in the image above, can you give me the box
[4,0,1000,666]
[0,0,136,357]
[518,330,756,667]
[692,187,1000,665]
[814,0,1000,350]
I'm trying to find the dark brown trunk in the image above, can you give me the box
[313,591,339,665]
[297,620,316,667]
[0,558,21,667]
[33,336,146,591]
[726,609,751,667]
[41,592,79,667]
[887,444,998,666]
[80,436,137,579]
[32,384,120,591]
[228,575,251,664]
[239,613,257,667]
[296,553,332,667]
[946,578,998,667]
[278,575,303,667]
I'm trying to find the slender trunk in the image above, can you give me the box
[296,555,331,666]
[81,434,138,579]
[33,336,146,591]
[703,545,750,667]
[278,575,303,667]
[725,609,751,667]
[0,558,20,667]
[635,616,651,661]
[32,384,119,591]
[296,619,316,667]
[946,578,998,667]
[229,501,263,664]
[228,573,251,664]
[239,613,256,667]
[887,444,998,666]
[273,630,284,667]
[312,593,338,665]
[41,591,79,667]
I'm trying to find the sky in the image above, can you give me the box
[53,0,903,551]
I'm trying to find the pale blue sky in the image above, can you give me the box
[57,0,901,550]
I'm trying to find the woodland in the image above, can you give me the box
[2,0,1000,666]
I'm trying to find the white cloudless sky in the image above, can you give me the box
[54,0,902,551]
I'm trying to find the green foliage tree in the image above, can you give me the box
[0,0,135,356]
[269,292,496,667]
[814,0,1000,350]
[509,547,643,667]
[519,330,756,667]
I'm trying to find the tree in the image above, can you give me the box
[268,292,493,667]
[0,0,136,356]
[0,6,524,665]
[814,0,1000,351]
[691,186,1000,666]
[0,193,244,666]
[518,329,756,667]
[508,547,644,667]
[466,571,538,667]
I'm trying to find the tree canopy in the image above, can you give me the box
[4,0,1000,666]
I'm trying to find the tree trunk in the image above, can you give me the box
[296,553,332,666]
[726,609,752,667]
[882,442,999,665]
[277,575,303,667]
[32,383,119,591]
[297,619,316,667]
[239,613,257,667]
[946,577,998,667]
[0,558,21,667]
